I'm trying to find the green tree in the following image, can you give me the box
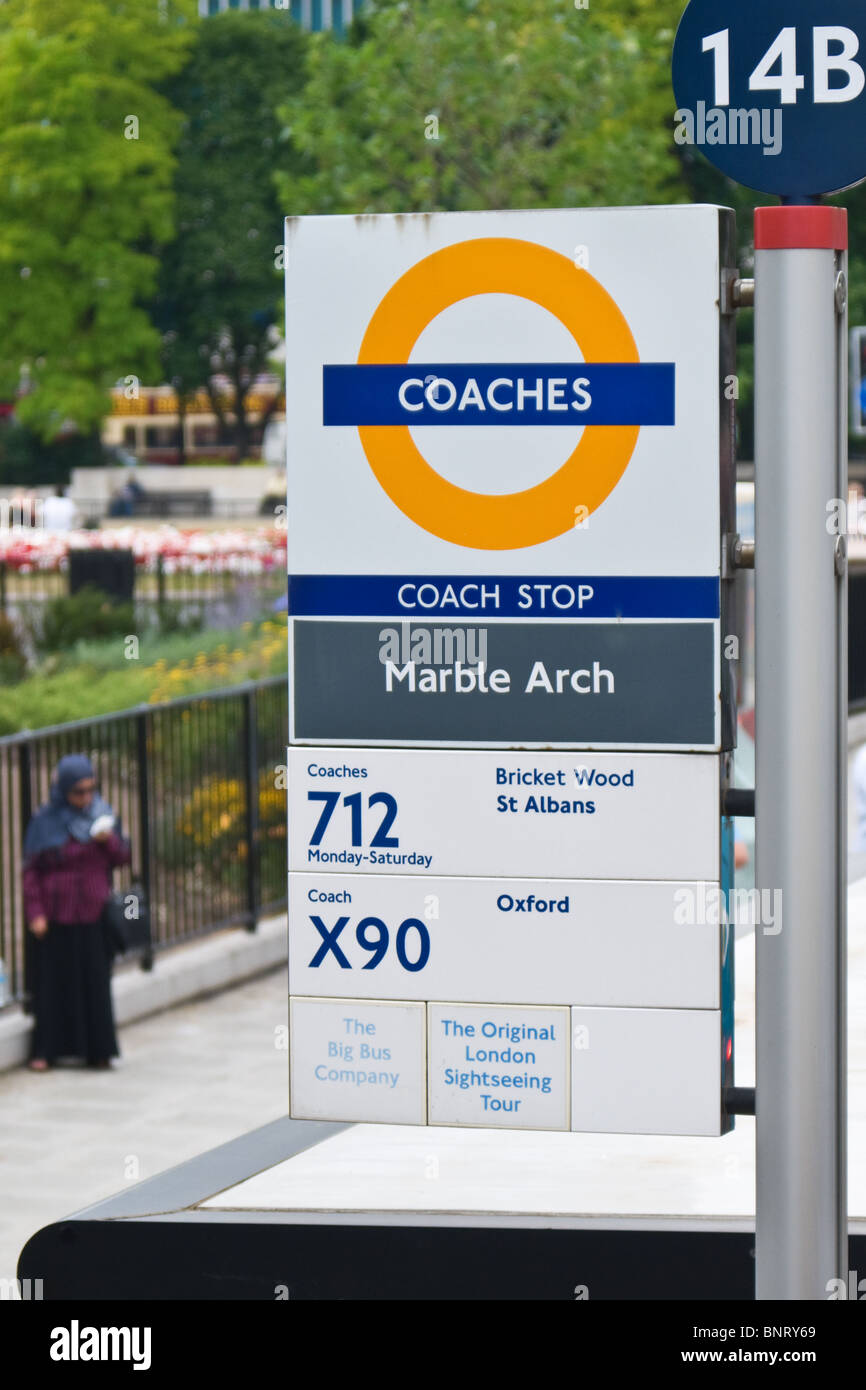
[276,0,866,462]
[153,10,307,461]
[0,0,195,440]
[275,0,685,216]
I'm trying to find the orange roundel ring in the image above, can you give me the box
[356,236,641,551]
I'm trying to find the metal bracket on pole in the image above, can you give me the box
[723,532,755,576]
[720,269,756,315]
[725,1086,756,1117]
[723,788,755,819]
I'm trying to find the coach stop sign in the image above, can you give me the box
[286,206,736,1135]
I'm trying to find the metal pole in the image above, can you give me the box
[136,709,154,971]
[242,687,260,931]
[156,552,165,617]
[19,740,33,1007]
[754,205,848,1299]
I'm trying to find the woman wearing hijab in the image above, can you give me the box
[22,754,132,1072]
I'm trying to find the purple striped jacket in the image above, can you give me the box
[23,832,132,925]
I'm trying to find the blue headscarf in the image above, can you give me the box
[23,754,119,856]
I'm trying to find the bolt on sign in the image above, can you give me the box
[285,206,738,1136]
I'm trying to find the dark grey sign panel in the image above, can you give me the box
[292,620,716,745]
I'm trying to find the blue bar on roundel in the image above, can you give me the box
[322,363,676,426]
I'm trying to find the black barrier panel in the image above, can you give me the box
[18,1213,866,1301]
[20,1217,758,1301]
[68,547,136,601]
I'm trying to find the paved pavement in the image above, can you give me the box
[0,967,287,1288]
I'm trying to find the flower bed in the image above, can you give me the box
[0,524,287,575]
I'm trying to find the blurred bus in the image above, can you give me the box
[101,377,285,464]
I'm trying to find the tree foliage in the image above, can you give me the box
[153,10,308,459]
[275,0,685,216]
[0,0,196,439]
[2,0,864,467]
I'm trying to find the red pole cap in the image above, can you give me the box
[754,206,848,251]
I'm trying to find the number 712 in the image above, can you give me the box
[307,790,399,847]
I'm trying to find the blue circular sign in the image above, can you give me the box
[672,0,866,198]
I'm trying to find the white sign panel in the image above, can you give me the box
[286,204,732,752]
[288,747,720,883]
[289,997,426,1125]
[286,205,722,577]
[287,998,726,1134]
[285,204,734,1137]
[427,1003,570,1131]
[288,872,724,1009]
[570,1006,724,1137]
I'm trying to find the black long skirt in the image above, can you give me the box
[28,919,119,1064]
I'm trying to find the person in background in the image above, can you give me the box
[107,482,134,518]
[22,754,131,1072]
[41,484,78,531]
[126,476,144,508]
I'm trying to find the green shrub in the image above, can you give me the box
[0,663,157,732]
[0,614,285,733]
[0,613,28,682]
[35,585,136,654]
[0,422,105,487]
[155,601,206,637]
[0,653,26,688]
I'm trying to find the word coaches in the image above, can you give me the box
[397,374,593,415]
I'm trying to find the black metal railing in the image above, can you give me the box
[0,554,285,621]
[0,676,287,1007]
[0,561,66,613]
